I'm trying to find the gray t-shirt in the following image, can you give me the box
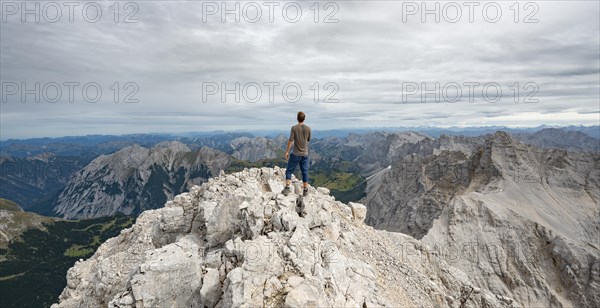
[289,123,311,156]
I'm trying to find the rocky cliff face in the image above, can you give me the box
[53,167,511,308]
[365,132,600,307]
[53,142,231,219]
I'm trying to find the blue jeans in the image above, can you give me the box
[285,153,309,183]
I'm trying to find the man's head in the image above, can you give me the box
[297,111,305,123]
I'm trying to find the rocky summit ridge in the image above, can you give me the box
[53,167,513,308]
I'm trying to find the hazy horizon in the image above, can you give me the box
[1,123,598,142]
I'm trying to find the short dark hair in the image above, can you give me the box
[297,111,305,122]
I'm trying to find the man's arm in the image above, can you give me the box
[285,140,293,160]
[286,127,294,160]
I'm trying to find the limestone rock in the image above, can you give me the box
[349,202,367,223]
[200,268,221,308]
[316,187,330,195]
[284,282,327,308]
[130,238,203,307]
[53,167,508,308]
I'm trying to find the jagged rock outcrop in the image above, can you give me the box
[366,131,600,307]
[53,142,231,219]
[53,167,510,308]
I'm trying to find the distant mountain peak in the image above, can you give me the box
[53,145,231,219]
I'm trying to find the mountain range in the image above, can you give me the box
[2,127,598,220]
[0,126,598,307]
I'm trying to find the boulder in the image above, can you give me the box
[349,202,367,223]
[200,268,221,308]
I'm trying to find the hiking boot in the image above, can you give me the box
[282,186,291,196]
[303,188,309,197]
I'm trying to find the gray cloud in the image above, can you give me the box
[1,1,598,139]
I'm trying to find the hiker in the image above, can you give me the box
[282,111,311,197]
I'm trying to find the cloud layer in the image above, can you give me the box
[1,1,598,138]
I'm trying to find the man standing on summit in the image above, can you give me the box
[282,111,311,197]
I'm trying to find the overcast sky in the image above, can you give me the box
[1,0,598,139]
